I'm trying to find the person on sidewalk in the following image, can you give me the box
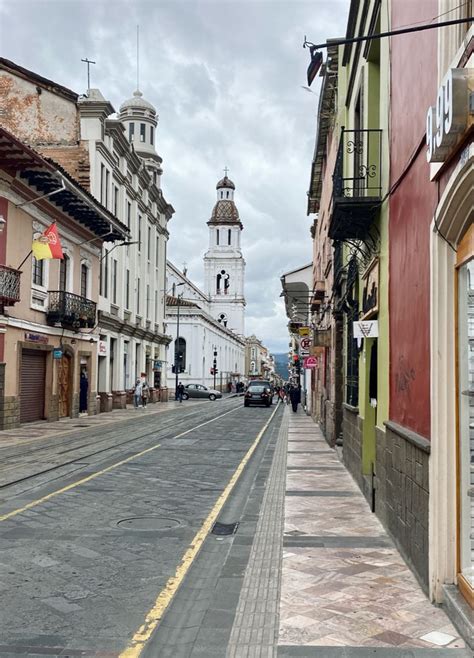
[141,380,149,407]
[133,379,143,408]
[289,385,300,413]
[177,382,185,403]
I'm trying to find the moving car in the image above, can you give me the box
[244,381,273,407]
[182,384,222,401]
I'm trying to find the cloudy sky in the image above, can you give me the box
[0,0,349,353]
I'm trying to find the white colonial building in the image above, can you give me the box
[79,87,174,410]
[166,174,246,392]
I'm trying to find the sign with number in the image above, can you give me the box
[426,68,472,163]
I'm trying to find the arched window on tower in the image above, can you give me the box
[220,191,223,199]
[216,273,221,294]
[226,191,229,198]
[216,229,219,246]
[217,313,228,327]
[228,229,231,245]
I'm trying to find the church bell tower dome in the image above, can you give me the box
[119,89,161,166]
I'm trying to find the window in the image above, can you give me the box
[154,290,158,323]
[112,259,117,304]
[80,263,88,298]
[32,257,44,286]
[228,229,231,246]
[105,170,110,209]
[220,192,223,199]
[126,200,131,228]
[218,313,228,327]
[155,235,159,267]
[147,226,151,261]
[113,186,119,216]
[136,277,140,314]
[129,122,135,141]
[146,284,150,319]
[140,123,146,142]
[150,126,154,145]
[216,229,219,246]
[100,164,105,204]
[138,215,142,251]
[100,249,109,298]
[226,191,229,198]
[125,269,130,309]
[59,254,69,292]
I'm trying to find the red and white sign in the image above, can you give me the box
[98,340,108,356]
[300,337,311,354]
[303,356,318,369]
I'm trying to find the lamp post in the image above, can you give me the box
[174,282,185,399]
[212,346,217,390]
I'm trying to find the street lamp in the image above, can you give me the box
[174,282,185,399]
[212,346,218,390]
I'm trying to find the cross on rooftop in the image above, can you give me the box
[223,166,229,177]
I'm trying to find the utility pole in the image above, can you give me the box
[213,347,217,390]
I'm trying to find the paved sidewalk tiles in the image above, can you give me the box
[279,410,466,652]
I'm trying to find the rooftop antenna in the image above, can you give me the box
[136,25,140,90]
[81,58,96,92]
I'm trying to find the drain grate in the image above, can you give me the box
[212,521,239,536]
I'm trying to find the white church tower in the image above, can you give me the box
[204,172,246,336]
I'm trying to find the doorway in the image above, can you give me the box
[456,224,473,607]
[58,353,72,418]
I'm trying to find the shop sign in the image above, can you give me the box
[426,68,473,163]
[98,340,108,356]
[24,332,48,344]
[303,356,318,369]
[53,349,63,359]
[153,360,162,370]
[298,326,310,336]
[353,320,379,339]
[313,329,331,347]
[361,259,379,320]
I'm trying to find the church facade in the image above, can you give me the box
[166,175,246,392]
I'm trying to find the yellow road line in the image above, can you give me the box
[0,404,241,523]
[119,403,280,658]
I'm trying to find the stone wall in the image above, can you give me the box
[377,421,430,590]
[342,404,363,489]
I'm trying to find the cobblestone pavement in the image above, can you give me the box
[277,410,467,655]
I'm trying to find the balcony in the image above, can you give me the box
[329,128,382,240]
[46,290,96,329]
[0,265,21,307]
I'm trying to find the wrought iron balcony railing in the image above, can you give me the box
[330,128,382,240]
[46,290,96,329]
[0,265,21,307]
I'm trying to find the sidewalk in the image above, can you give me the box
[227,406,468,656]
[278,409,466,652]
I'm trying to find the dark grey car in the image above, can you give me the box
[182,384,222,401]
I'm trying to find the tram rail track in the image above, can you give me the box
[0,397,242,492]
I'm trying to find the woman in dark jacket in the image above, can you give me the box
[289,386,301,413]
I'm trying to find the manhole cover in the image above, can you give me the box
[117,516,181,531]
[212,521,239,536]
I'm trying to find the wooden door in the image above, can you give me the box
[58,354,71,418]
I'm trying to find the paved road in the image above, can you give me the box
[0,398,281,657]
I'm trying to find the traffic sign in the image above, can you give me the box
[300,337,311,351]
[303,356,318,369]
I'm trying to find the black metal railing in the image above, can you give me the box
[333,128,382,200]
[0,265,21,306]
[46,290,96,329]
[330,128,382,241]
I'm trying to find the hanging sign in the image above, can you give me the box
[98,340,108,356]
[53,349,63,359]
[303,356,318,369]
[153,360,162,370]
[426,68,473,163]
[299,336,311,355]
[353,320,379,339]
[298,326,310,336]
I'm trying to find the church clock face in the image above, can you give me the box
[204,173,246,336]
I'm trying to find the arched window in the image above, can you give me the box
[216,229,220,245]
[218,313,228,327]
[216,273,221,294]
[217,270,230,295]
[228,229,231,245]
[59,254,70,292]
[80,263,89,298]
[226,191,229,198]
[220,191,223,199]
[174,337,186,372]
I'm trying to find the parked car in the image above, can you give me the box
[182,384,222,401]
[244,381,273,407]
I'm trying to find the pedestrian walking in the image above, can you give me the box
[134,379,143,408]
[141,380,149,407]
[177,381,185,403]
[289,385,301,413]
